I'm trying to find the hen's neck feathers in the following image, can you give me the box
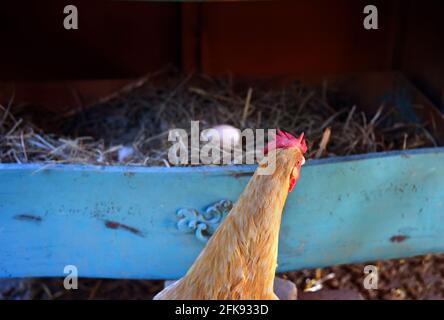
[158,147,303,300]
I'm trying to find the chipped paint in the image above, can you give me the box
[104,220,144,237]
[123,172,135,177]
[230,172,254,179]
[14,214,42,223]
[390,235,410,243]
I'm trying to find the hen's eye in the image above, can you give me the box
[295,156,306,167]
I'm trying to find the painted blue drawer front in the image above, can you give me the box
[0,148,444,279]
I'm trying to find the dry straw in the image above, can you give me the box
[0,74,437,166]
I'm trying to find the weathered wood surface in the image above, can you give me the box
[1,148,444,279]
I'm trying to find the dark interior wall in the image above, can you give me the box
[398,0,444,111]
[197,0,398,76]
[0,0,399,81]
[0,0,442,113]
[0,0,180,81]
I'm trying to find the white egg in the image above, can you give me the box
[203,125,241,148]
[118,145,134,162]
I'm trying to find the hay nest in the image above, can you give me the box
[0,73,437,166]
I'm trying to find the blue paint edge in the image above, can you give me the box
[0,147,443,173]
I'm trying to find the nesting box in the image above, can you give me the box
[0,0,444,279]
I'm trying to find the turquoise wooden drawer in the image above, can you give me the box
[1,147,444,279]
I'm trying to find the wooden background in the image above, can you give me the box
[0,0,442,111]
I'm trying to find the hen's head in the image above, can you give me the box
[264,130,307,192]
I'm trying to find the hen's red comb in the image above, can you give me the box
[264,130,307,155]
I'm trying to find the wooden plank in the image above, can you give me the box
[1,148,444,279]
